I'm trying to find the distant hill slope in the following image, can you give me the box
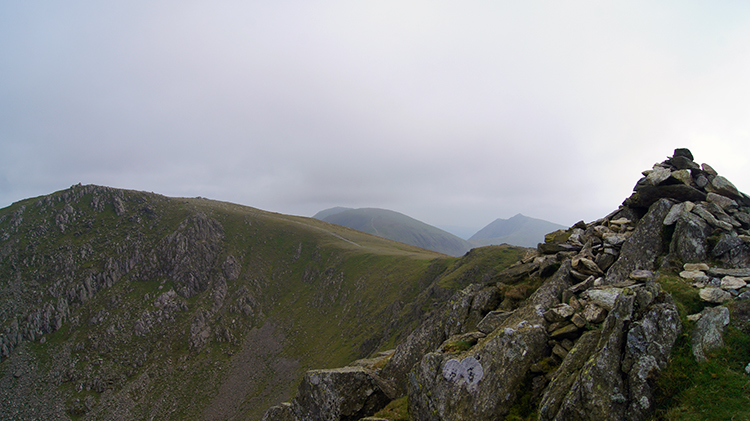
[314,207,473,256]
[0,185,529,420]
[469,213,567,248]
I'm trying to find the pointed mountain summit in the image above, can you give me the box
[314,207,473,256]
[469,213,567,248]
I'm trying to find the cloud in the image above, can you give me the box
[2,1,750,230]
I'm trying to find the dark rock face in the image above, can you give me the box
[292,367,394,421]
[605,199,673,285]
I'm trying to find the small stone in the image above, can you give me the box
[671,169,693,185]
[646,166,672,186]
[664,202,689,226]
[582,303,607,323]
[687,313,703,322]
[739,291,750,300]
[629,270,654,282]
[680,270,709,284]
[720,276,747,290]
[571,313,587,328]
[746,362,750,375]
[568,296,582,311]
[585,288,622,311]
[699,287,732,303]
[708,175,741,198]
[550,323,580,339]
[684,263,709,272]
[702,163,718,176]
[552,343,569,359]
[696,175,709,188]
[707,192,738,210]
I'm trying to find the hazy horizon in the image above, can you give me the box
[3,2,750,229]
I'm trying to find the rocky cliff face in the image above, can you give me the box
[263,148,750,421]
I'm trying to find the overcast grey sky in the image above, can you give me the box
[2,1,750,234]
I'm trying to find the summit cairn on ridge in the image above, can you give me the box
[263,148,750,421]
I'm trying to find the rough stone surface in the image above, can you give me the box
[539,292,636,421]
[293,367,393,421]
[605,199,673,285]
[691,306,730,363]
[699,287,732,304]
[720,276,747,290]
[622,300,681,420]
[262,403,297,421]
[409,311,548,421]
[585,288,623,311]
[669,212,712,263]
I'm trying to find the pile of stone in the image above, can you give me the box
[680,263,750,303]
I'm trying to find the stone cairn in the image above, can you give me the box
[263,148,750,421]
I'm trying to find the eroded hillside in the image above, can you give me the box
[0,184,527,420]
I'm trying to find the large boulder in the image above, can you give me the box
[409,306,548,421]
[691,306,730,363]
[292,367,394,421]
[668,211,712,263]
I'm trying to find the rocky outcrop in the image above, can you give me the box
[262,148,748,421]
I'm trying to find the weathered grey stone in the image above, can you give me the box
[702,162,718,175]
[707,192,738,210]
[695,174,709,188]
[571,313,587,328]
[708,175,741,198]
[720,276,747,290]
[629,270,654,282]
[585,288,623,311]
[409,312,548,421]
[734,213,750,229]
[476,311,514,334]
[606,199,673,285]
[699,287,732,304]
[294,367,394,421]
[539,292,636,421]
[663,202,691,226]
[625,185,706,209]
[646,166,672,186]
[671,169,693,185]
[595,251,618,272]
[712,232,750,268]
[691,306,730,362]
[539,330,602,420]
[582,303,607,323]
[622,299,681,420]
[669,211,712,263]
[670,155,700,170]
[693,204,733,231]
[680,270,708,281]
[684,263,709,271]
[544,304,575,323]
[706,267,750,277]
[261,403,297,421]
[549,323,580,339]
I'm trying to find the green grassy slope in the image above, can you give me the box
[0,185,525,420]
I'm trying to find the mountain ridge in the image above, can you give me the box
[314,207,474,256]
[469,213,567,248]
